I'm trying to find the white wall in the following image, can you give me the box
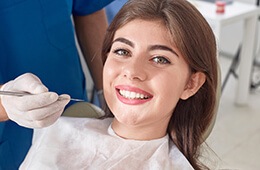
[220,0,260,59]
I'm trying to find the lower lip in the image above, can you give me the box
[116,90,152,105]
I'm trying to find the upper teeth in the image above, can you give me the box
[119,90,149,99]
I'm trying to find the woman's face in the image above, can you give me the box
[103,19,192,139]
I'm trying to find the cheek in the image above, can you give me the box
[103,58,119,85]
[103,59,120,109]
[154,72,189,108]
[104,56,112,72]
[159,86,181,112]
[159,71,188,94]
[164,79,187,98]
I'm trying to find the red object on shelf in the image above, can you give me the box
[216,1,226,14]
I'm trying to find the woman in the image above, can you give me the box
[5,0,218,169]
[102,0,218,168]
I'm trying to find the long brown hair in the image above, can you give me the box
[102,0,218,169]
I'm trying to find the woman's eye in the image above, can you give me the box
[113,49,130,56]
[152,56,170,64]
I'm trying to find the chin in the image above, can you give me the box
[114,113,141,126]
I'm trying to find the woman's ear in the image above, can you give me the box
[180,72,206,100]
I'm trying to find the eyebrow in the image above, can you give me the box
[112,37,134,47]
[112,37,179,57]
[148,45,179,57]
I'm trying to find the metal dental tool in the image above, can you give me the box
[0,90,84,102]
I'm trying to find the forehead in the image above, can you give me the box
[113,19,173,45]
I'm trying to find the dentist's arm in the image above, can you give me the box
[73,9,107,109]
[0,73,70,128]
[73,9,106,92]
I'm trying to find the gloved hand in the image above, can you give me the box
[0,73,70,128]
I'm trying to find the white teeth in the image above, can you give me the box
[119,90,149,99]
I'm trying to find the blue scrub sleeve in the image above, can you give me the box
[73,0,114,16]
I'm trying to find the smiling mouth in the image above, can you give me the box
[118,89,151,100]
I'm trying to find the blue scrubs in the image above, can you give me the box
[105,0,127,23]
[0,0,113,169]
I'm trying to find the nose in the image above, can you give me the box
[122,58,147,81]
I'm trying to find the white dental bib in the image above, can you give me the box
[20,117,194,170]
